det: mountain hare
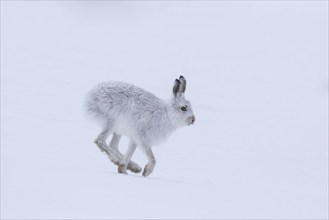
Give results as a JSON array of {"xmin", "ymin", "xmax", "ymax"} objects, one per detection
[{"xmin": 85, "ymin": 76, "xmax": 195, "ymax": 177}]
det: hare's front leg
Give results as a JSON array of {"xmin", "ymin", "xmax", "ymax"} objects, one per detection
[
  {"xmin": 109, "ymin": 136, "xmax": 142, "ymax": 174},
  {"xmin": 142, "ymin": 145, "xmax": 156, "ymax": 177},
  {"xmin": 125, "ymin": 141, "xmax": 142, "ymax": 173},
  {"xmin": 118, "ymin": 140, "xmax": 138, "ymax": 174}
]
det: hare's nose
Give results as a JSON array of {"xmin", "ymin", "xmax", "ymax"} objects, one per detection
[{"xmin": 191, "ymin": 116, "xmax": 195, "ymax": 124}]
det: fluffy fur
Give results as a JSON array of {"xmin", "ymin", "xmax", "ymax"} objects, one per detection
[{"xmin": 85, "ymin": 76, "xmax": 195, "ymax": 177}]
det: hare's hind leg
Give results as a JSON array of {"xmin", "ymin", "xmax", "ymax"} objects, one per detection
[
  {"xmin": 110, "ymin": 135, "xmax": 142, "ymax": 174},
  {"xmin": 94, "ymin": 122, "xmax": 123, "ymax": 166},
  {"xmin": 94, "ymin": 123, "xmax": 112, "ymax": 153}
]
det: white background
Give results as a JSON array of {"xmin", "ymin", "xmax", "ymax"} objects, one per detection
[{"xmin": 1, "ymin": 1, "xmax": 328, "ymax": 219}]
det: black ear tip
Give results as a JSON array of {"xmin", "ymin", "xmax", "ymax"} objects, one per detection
[
  {"xmin": 175, "ymin": 79, "xmax": 181, "ymax": 84},
  {"xmin": 179, "ymin": 75, "xmax": 185, "ymax": 79}
]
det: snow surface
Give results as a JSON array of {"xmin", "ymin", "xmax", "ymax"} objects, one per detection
[{"xmin": 1, "ymin": 1, "xmax": 328, "ymax": 219}]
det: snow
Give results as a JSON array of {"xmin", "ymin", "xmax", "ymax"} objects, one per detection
[{"xmin": 1, "ymin": 1, "xmax": 328, "ymax": 219}]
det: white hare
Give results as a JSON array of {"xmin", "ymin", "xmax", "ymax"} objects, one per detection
[{"xmin": 85, "ymin": 76, "xmax": 195, "ymax": 177}]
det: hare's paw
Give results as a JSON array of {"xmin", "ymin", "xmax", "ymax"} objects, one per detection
[
  {"xmin": 117, "ymin": 163, "xmax": 128, "ymax": 174},
  {"xmin": 127, "ymin": 161, "xmax": 142, "ymax": 173},
  {"xmin": 142, "ymin": 161, "xmax": 156, "ymax": 177}
]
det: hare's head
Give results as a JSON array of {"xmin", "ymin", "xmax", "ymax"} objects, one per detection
[{"xmin": 168, "ymin": 76, "xmax": 195, "ymax": 128}]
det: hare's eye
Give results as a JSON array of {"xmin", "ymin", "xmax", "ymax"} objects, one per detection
[{"xmin": 181, "ymin": 106, "xmax": 187, "ymax": 111}]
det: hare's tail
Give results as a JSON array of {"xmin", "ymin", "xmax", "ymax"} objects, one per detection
[{"xmin": 84, "ymin": 91, "xmax": 108, "ymax": 126}]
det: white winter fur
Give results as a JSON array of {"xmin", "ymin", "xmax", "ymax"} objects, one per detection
[{"xmin": 85, "ymin": 76, "xmax": 195, "ymax": 177}]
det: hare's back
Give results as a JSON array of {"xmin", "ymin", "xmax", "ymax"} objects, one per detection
[
  {"xmin": 88, "ymin": 81, "xmax": 161, "ymax": 114},
  {"xmin": 96, "ymin": 81, "xmax": 158, "ymax": 101}
]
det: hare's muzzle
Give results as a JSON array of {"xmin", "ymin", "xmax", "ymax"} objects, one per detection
[{"xmin": 188, "ymin": 116, "xmax": 195, "ymax": 125}]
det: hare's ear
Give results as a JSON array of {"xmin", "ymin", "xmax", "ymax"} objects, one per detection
[
  {"xmin": 178, "ymin": 75, "xmax": 186, "ymax": 93},
  {"xmin": 173, "ymin": 79, "xmax": 181, "ymax": 97}
]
